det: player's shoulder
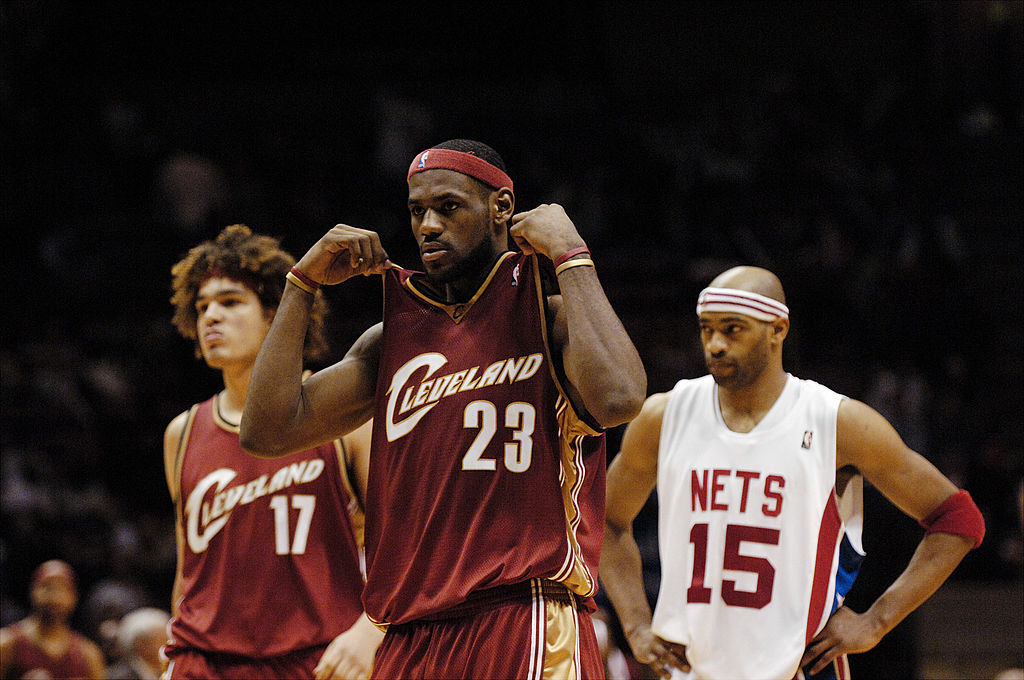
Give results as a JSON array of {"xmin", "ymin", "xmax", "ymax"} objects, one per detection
[
  {"xmin": 165, "ymin": 408, "xmax": 191, "ymax": 437},
  {"xmin": 789, "ymin": 373, "xmax": 848, "ymax": 401},
  {"xmin": 637, "ymin": 377, "xmax": 710, "ymax": 421},
  {"xmin": 164, "ymin": 405, "xmax": 199, "ymax": 451},
  {"xmin": 663, "ymin": 374, "xmax": 715, "ymax": 401},
  {"xmin": 625, "ymin": 391, "xmax": 672, "ymax": 433},
  {"xmin": 349, "ymin": 322, "xmax": 383, "ymax": 356},
  {"xmin": 836, "ymin": 397, "xmax": 886, "ymax": 430},
  {"xmin": 642, "ymin": 391, "xmax": 672, "ymax": 416}
]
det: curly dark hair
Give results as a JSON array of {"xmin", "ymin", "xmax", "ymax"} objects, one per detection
[{"xmin": 170, "ymin": 224, "xmax": 328, "ymax": 361}]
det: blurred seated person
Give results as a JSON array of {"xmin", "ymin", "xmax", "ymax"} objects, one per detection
[
  {"xmin": 106, "ymin": 608, "xmax": 170, "ymax": 680},
  {"xmin": 0, "ymin": 559, "xmax": 106, "ymax": 679}
]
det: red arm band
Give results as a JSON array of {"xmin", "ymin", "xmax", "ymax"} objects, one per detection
[{"xmin": 919, "ymin": 489, "xmax": 985, "ymax": 548}]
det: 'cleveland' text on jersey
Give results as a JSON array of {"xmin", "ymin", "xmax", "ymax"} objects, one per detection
[
  {"xmin": 365, "ymin": 253, "xmax": 606, "ymax": 624},
  {"xmin": 166, "ymin": 395, "xmax": 365, "ymax": 658}
]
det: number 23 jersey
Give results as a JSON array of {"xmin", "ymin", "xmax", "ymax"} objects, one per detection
[
  {"xmin": 653, "ymin": 374, "xmax": 862, "ymax": 680},
  {"xmin": 365, "ymin": 252, "xmax": 606, "ymax": 625}
]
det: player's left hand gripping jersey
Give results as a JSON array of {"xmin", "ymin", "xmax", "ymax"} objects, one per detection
[
  {"xmin": 653, "ymin": 375, "xmax": 864, "ymax": 680},
  {"xmin": 365, "ymin": 252, "xmax": 606, "ymax": 624},
  {"xmin": 167, "ymin": 395, "xmax": 366, "ymax": 658}
]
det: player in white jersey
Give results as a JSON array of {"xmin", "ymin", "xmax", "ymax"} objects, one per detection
[{"xmin": 600, "ymin": 266, "xmax": 984, "ymax": 680}]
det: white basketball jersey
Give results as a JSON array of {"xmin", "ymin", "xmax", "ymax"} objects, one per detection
[{"xmin": 652, "ymin": 374, "xmax": 862, "ymax": 680}]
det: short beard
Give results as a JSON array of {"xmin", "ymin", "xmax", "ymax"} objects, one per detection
[
  {"xmin": 708, "ymin": 330, "xmax": 772, "ymax": 389},
  {"xmin": 429, "ymin": 236, "xmax": 501, "ymax": 286}
]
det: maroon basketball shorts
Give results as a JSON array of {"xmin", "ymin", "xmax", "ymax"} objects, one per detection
[
  {"xmin": 165, "ymin": 644, "xmax": 325, "ymax": 679},
  {"xmin": 371, "ymin": 579, "xmax": 604, "ymax": 679}
]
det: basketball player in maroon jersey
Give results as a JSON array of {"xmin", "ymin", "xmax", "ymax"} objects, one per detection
[
  {"xmin": 0, "ymin": 560, "xmax": 107, "ymax": 680},
  {"xmin": 242, "ymin": 139, "xmax": 647, "ymax": 678},
  {"xmin": 163, "ymin": 225, "xmax": 382, "ymax": 679}
]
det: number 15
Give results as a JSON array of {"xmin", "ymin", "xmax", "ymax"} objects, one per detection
[{"xmin": 687, "ymin": 523, "xmax": 780, "ymax": 609}]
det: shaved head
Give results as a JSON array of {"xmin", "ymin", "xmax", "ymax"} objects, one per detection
[{"xmin": 708, "ymin": 266, "xmax": 786, "ymax": 306}]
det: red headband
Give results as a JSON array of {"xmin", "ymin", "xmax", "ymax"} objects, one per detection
[{"xmin": 407, "ymin": 149, "xmax": 513, "ymax": 191}]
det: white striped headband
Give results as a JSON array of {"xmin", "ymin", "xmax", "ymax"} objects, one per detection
[{"xmin": 696, "ymin": 287, "xmax": 789, "ymax": 322}]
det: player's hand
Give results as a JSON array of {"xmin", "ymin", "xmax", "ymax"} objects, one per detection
[
  {"xmin": 295, "ymin": 224, "xmax": 391, "ymax": 286},
  {"xmin": 801, "ymin": 606, "xmax": 884, "ymax": 675},
  {"xmin": 313, "ymin": 614, "xmax": 385, "ymax": 680},
  {"xmin": 624, "ymin": 623, "xmax": 690, "ymax": 679},
  {"xmin": 508, "ymin": 204, "xmax": 586, "ymax": 262}
]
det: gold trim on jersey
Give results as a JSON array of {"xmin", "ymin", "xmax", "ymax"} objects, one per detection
[
  {"xmin": 529, "ymin": 255, "xmax": 601, "ymax": 598},
  {"xmin": 550, "ymin": 397, "xmax": 599, "ymax": 597},
  {"xmin": 530, "ymin": 256, "xmax": 601, "ymax": 438},
  {"xmin": 403, "ymin": 252, "xmax": 517, "ymax": 322},
  {"xmin": 172, "ymin": 405, "xmax": 199, "ymax": 505},
  {"xmin": 170, "ymin": 404, "xmax": 198, "ymax": 619},
  {"xmin": 335, "ymin": 438, "xmax": 366, "ymax": 552}
]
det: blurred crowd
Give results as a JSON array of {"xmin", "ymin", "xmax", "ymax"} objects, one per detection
[{"xmin": 2, "ymin": 1, "xmax": 1021, "ymax": 676}]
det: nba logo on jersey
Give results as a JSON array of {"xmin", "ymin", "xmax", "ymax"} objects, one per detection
[
  {"xmin": 802, "ymin": 430, "xmax": 813, "ymax": 449},
  {"xmin": 512, "ymin": 264, "xmax": 520, "ymax": 286},
  {"xmin": 417, "ymin": 151, "xmax": 429, "ymax": 168}
]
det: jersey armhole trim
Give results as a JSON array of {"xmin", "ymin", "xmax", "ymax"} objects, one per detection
[
  {"xmin": 533, "ymin": 256, "xmax": 603, "ymax": 435},
  {"xmin": 170, "ymin": 405, "xmax": 199, "ymax": 507}
]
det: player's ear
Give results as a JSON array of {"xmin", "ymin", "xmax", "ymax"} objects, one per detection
[
  {"xmin": 771, "ymin": 317, "xmax": 789, "ymax": 345},
  {"xmin": 492, "ymin": 188, "xmax": 514, "ymax": 225}
]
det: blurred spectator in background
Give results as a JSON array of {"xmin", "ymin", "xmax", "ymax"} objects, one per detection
[
  {"xmin": 80, "ymin": 579, "xmax": 151, "ymax": 670},
  {"xmin": 105, "ymin": 607, "xmax": 170, "ymax": 680},
  {"xmin": 0, "ymin": 559, "xmax": 106, "ymax": 679}
]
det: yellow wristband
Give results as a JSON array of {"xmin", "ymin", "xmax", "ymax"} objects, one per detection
[
  {"xmin": 554, "ymin": 258, "xmax": 595, "ymax": 276},
  {"xmin": 286, "ymin": 271, "xmax": 318, "ymax": 295}
]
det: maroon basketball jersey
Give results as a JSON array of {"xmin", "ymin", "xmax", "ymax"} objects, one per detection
[
  {"xmin": 6, "ymin": 623, "xmax": 94, "ymax": 679},
  {"xmin": 166, "ymin": 394, "xmax": 365, "ymax": 658},
  {"xmin": 364, "ymin": 252, "xmax": 606, "ymax": 625}
]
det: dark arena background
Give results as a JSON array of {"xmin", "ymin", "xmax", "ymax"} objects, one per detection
[{"xmin": 2, "ymin": 2, "xmax": 1021, "ymax": 678}]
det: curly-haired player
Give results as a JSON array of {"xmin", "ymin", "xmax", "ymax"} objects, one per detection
[{"xmin": 163, "ymin": 225, "xmax": 382, "ymax": 679}]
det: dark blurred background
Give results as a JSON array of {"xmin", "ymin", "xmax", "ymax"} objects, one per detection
[{"xmin": 2, "ymin": 1, "xmax": 1021, "ymax": 677}]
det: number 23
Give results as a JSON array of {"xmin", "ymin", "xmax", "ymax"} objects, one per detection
[{"xmin": 461, "ymin": 401, "xmax": 535, "ymax": 473}]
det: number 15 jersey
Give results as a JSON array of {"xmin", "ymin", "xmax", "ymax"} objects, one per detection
[{"xmin": 653, "ymin": 374, "xmax": 863, "ymax": 680}]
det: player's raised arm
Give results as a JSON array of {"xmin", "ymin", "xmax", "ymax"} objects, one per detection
[
  {"xmin": 240, "ymin": 225, "xmax": 388, "ymax": 458},
  {"xmin": 510, "ymin": 204, "xmax": 646, "ymax": 428}
]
